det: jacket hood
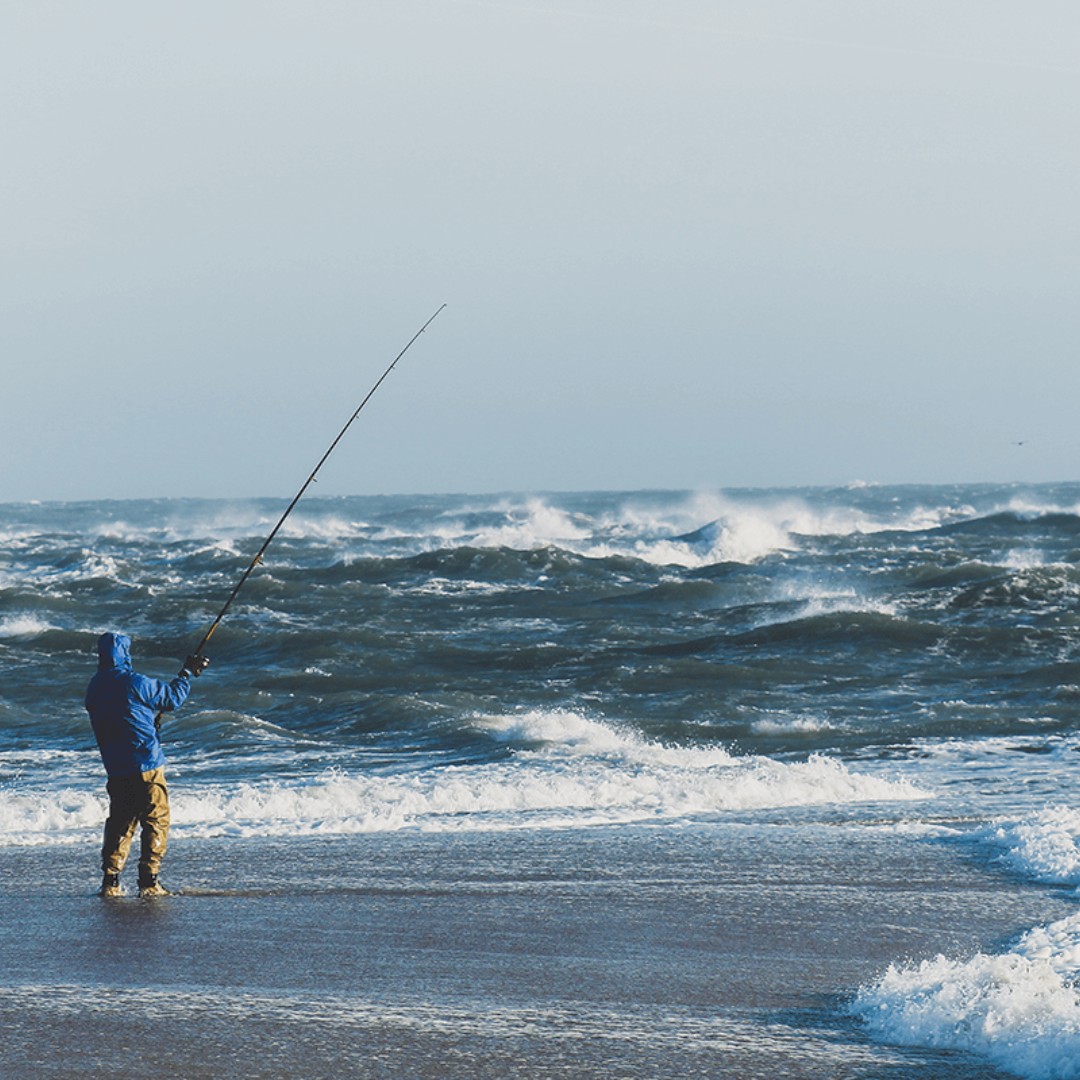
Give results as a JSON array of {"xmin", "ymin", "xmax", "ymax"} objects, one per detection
[{"xmin": 97, "ymin": 632, "xmax": 132, "ymax": 672}]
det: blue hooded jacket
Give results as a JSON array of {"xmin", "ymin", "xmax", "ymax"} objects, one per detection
[{"xmin": 85, "ymin": 632, "xmax": 191, "ymax": 778}]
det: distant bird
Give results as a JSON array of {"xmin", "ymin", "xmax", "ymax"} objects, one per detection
[{"xmin": 1012, "ymin": 440, "xmax": 1027, "ymax": 446}]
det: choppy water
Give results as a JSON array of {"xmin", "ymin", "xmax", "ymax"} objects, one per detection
[{"xmin": 2, "ymin": 483, "xmax": 1080, "ymax": 1076}]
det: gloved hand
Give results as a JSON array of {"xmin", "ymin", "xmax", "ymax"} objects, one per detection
[{"xmin": 183, "ymin": 654, "xmax": 210, "ymax": 677}]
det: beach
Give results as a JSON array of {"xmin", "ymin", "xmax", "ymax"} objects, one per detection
[
  {"xmin": 4, "ymin": 487, "xmax": 1080, "ymax": 1076},
  {"xmin": 2, "ymin": 820, "xmax": 1070, "ymax": 1079}
]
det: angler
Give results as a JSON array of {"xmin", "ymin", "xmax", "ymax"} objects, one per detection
[
  {"xmin": 85, "ymin": 633, "xmax": 209, "ymax": 897},
  {"xmin": 85, "ymin": 305, "xmax": 444, "ymax": 898}
]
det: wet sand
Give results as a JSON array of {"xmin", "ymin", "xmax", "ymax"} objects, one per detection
[{"xmin": 1, "ymin": 821, "xmax": 1071, "ymax": 1079}]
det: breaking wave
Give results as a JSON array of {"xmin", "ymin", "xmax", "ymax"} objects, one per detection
[{"xmin": 0, "ymin": 710, "xmax": 926, "ymax": 845}]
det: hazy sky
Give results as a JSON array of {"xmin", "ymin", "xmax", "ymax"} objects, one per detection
[{"xmin": 2, "ymin": 1, "xmax": 1078, "ymax": 502}]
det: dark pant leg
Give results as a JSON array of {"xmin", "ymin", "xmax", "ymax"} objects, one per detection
[{"xmin": 102, "ymin": 774, "xmax": 142, "ymax": 875}]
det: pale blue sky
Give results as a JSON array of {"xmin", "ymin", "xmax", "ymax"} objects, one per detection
[{"xmin": 2, "ymin": 1, "xmax": 1078, "ymax": 502}]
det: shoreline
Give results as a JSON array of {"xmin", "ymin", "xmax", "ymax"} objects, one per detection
[{"xmin": 1, "ymin": 822, "xmax": 1071, "ymax": 1078}]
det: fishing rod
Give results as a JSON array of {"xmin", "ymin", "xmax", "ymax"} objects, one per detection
[{"xmin": 158, "ymin": 303, "xmax": 446, "ymax": 722}]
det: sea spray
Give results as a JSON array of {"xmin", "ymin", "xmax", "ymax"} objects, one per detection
[{"xmin": 852, "ymin": 943, "xmax": 1080, "ymax": 1080}]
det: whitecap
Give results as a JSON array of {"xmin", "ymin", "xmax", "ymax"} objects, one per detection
[{"xmin": 852, "ymin": 943, "xmax": 1080, "ymax": 1080}]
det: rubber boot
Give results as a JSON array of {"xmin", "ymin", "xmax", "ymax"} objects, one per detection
[
  {"xmin": 99, "ymin": 872, "xmax": 122, "ymax": 898},
  {"xmin": 138, "ymin": 872, "xmax": 169, "ymax": 898}
]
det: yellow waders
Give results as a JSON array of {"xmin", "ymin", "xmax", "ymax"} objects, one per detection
[{"xmin": 101, "ymin": 767, "xmax": 170, "ymax": 880}]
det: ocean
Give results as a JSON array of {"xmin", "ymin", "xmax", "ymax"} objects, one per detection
[{"xmin": 1, "ymin": 483, "xmax": 1079, "ymax": 1078}]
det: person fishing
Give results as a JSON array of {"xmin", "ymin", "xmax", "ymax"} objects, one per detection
[
  {"xmin": 81, "ymin": 308, "xmax": 443, "ymax": 899},
  {"xmin": 85, "ymin": 632, "xmax": 209, "ymax": 897}
]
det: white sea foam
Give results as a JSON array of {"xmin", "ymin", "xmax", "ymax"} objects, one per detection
[
  {"xmin": 483, "ymin": 709, "xmax": 651, "ymax": 756},
  {"xmin": 0, "ymin": 614, "xmax": 53, "ymax": 638},
  {"xmin": 335, "ymin": 493, "xmax": 890, "ymax": 567},
  {"xmin": 976, "ymin": 805, "xmax": 1080, "ymax": 890},
  {"xmin": 853, "ymin": 924, "xmax": 1080, "ymax": 1080},
  {"xmin": 853, "ymin": 800, "xmax": 1080, "ymax": 1078},
  {"xmin": 0, "ymin": 711, "xmax": 927, "ymax": 844},
  {"xmin": 620, "ymin": 490, "xmax": 1080, "ymax": 568},
  {"xmin": 0, "ymin": 787, "xmax": 105, "ymax": 845},
  {"xmin": 777, "ymin": 581, "xmax": 897, "ymax": 621},
  {"xmin": 584, "ymin": 492, "xmax": 943, "ymax": 568},
  {"xmin": 1018, "ymin": 913, "xmax": 1080, "ymax": 976},
  {"xmin": 1004, "ymin": 495, "xmax": 1080, "ymax": 520},
  {"xmin": 472, "ymin": 500, "xmax": 592, "ymax": 548},
  {"xmin": 1003, "ymin": 548, "xmax": 1048, "ymax": 570},
  {"xmin": 885, "ymin": 735, "xmax": 1080, "ymax": 809},
  {"xmin": 365, "ymin": 498, "xmax": 593, "ymax": 553},
  {"xmin": 167, "ymin": 748, "xmax": 924, "ymax": 838},
  {"xmin": 12, "ymin": 491, "xmax": 1073, "ymax": 576},
  {"xmin": 410, "ymin": 577, "xmax": 516, "ymax": 597},
  {"xmin": 749, "ymin": 713, "xmax": 832, "ymax": 736},
  {"xmin": 276, "ymin": 515, "xmax": 371, "ymax": 542}
]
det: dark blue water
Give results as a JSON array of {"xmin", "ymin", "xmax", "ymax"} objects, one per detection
[{"xmin": 2, "ymin": 484, "xmax": 1080, "ymax": 1075}]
